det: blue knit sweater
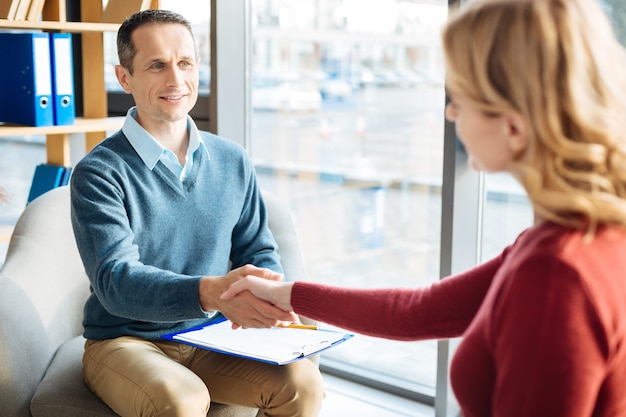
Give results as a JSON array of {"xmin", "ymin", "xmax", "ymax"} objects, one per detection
[{"xmin": 70, "ymin": 130, "xmax": 282, "ymax": 340}]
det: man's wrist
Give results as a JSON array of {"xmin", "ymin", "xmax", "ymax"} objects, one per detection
[{"xmin": 199, "ymin": 276, "xmax": 218, "ymax": 311}]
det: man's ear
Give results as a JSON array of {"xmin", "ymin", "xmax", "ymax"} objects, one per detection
[
  {"xmin": 115, "ymin": 65, "xmax": 133, "ymax": 94},
  {"xmin": 504, "ymin": 112, "xmax": 529, "ymax": 155}
]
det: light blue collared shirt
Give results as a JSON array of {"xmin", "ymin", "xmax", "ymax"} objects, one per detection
[{"xmin": 121, "ymin": 107, "xmax": 207, "ymax": 181}]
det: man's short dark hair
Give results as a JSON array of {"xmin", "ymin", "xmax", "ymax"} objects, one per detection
[{"xmin": 117, "ymin": 9, "xmax": 195, "ymax": 74}]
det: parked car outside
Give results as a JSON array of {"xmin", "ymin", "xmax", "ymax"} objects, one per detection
[
  {"xmin": 252, "ymin": 74, "xmax": 322, "ymax": 112},
  {"xmin": 319, "ymin": 79, "xmax": 352, "ymax": 100}
]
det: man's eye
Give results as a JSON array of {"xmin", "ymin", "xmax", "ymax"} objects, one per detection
[
  {"xmin": 150, "ymin": 63, "xmax": 164, "ymax": 70},
  {"xmin": 179, "ymin": 61, "xmax": 192, "ymax": 68}
]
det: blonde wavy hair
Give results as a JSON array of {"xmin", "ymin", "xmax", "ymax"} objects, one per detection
[{"xmin": 443, "ymin": 0, "xmax": 626, "ymax": 235}]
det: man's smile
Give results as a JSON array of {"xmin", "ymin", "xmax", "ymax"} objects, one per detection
[{"xmin": 160, "ymin": 94, "xmax": 187, "ymax": 102}]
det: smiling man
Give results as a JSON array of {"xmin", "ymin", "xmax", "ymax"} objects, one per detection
[{"xmin": 69, "ymin": 9, "xmax": 323, "ymax": 417}]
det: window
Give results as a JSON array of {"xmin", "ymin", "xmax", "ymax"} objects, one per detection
[
  {"xmin": 248, "ymin": 0, "xmax": 448, "ymax": 400},
  {"xmin": 480, "ymin": 174, "xmax": 532, "ymax": 263}
]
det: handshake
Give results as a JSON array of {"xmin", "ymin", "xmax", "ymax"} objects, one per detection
[{"xmin": 200, "ymin": 264, "xmax": 300, "ymax": 330}]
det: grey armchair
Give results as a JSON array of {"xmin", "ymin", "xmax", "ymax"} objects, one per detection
[{"xmin": 0, "ymin": 185, "xmax": 313, "ymax": 417}]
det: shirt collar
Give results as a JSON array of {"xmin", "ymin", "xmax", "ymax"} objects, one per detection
[{"xmin": 121, "ymin": 106, "xmax": 207, "ymax": 171}]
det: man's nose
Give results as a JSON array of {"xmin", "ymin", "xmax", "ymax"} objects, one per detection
[{"xmin": 165, "ymin": 66, "xmax": 185, "ymax": 86}]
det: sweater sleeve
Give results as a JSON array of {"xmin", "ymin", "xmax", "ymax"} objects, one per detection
[
  {"xmin": 228, "ymin": 159, "xmax": 282, "ymax": 273},
  {"xmin": 290, "ymin": 253, "xmax": 503, "ymax": 340}
]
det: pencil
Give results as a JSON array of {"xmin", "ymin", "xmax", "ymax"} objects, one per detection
[{"xmin": 277, "ymin": 323, "xmax": 318, "ymax": 330}]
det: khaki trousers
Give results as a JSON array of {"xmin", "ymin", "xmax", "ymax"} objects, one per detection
[{"xmin": 83, "ymin": 336, "xmax": 324, "ymax": 417}]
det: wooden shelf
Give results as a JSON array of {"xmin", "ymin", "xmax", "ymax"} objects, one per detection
[
  {"xmin": 0, "ymin": 117, "xmax": 124, "ymax": 137},
  {"xmin": 0, "ymin": 117, "xmax": 124, "ymax": 167},
  {"xmin": 0, "ymin": 19, "xmax": 119, "ymax": 32}
]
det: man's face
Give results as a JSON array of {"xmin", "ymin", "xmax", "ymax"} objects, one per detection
[{"xmin": 115, "ymin": 23, "xmax": 199, "ymax": 131}]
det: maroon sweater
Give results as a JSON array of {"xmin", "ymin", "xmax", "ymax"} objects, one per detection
[{"xmin": 291, "ymin": 222, "xmax": 626, "ymax": 416}]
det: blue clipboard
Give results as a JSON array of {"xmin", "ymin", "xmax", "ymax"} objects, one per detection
[{"xmin": 162, "ymin": 317, "xmax": 353, "ymax": 365}]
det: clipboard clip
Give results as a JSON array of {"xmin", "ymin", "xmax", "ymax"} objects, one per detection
[{"xmin": 293, "ymin": 341, "xmax": 331, "ymax": 357}]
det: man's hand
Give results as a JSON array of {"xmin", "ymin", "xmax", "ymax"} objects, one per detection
[{"xmin": 199, "ymin": 264, "xmax": 297, "ymax": 328}]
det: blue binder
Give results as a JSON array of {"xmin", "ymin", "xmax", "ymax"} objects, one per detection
[
  {"xmin": 59, "ymin": 166, "xmax": 73, "ymax": 186},
  {"xmin": 27, "ymin": 164, "xmax": 66, "ymax": 204},
  {"xmin": 49, "ymin": 33, "xmax": 76, "ymax": 126},
  {"xmin": 0, "ymin": 32, "xmax": 54, "ymax": 127}
]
